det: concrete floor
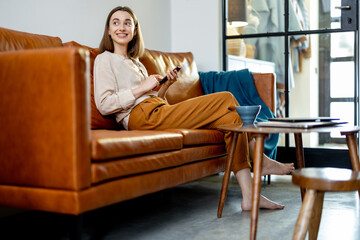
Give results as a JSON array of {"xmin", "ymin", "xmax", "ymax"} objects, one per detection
[{"xmin": 0, "ymin": 174, "xmax": 359, "ymax": 240}]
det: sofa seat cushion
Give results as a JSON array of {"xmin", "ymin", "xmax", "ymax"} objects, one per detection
[
  {"xmin": 91, "ymin": 144, "xmax": 226, "ymax": 184},
  {"xmin": 91, "ymin": 130, "xmax": 183, "ymax": 161},
  {"xmin": 167, "ymin": 129, "xmax": 224, "ymax": 146}
]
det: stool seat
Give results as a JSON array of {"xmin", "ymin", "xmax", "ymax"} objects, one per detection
[
  {"xmin": 292, "ymin": 167, "xmax": 360, "ymax": 192},
  {"xmin": 292, "ymin": 167, "xmax": 360, "ymax": 240}
]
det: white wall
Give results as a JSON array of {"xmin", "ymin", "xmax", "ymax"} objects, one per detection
[
  {"xmin": 170, "ymin": 0, "xmax": 222, "ymax": 71},
  {"xmin": 0, "ymin": 0, "xmax": 222, "ymax": 71},
  {"xmin": 0, "ymin": 0, "xmax": 171, "ymax": 51}
]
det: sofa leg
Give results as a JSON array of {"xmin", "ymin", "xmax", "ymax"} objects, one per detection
[{"xmin": 68, "ymin": 214, "xmax": 83, "ymax": 240}]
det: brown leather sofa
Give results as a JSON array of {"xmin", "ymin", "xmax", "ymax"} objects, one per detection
[{"xmin": 0, "ymin": 27, "xmax": 275, "ymax": 217}]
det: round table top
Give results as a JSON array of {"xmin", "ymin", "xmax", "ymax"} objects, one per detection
[{"xmin": 216, "ymin": 123, "xmax": 360, "ymax": 135}]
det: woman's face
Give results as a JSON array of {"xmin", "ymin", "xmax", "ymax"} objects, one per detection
[{"xmin": 108, "ymin": 10, "xmax": 136, "ymax": 50}]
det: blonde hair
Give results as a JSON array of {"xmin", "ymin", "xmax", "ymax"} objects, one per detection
[{"xmin": 99, "ymin": 6, "xmax": 145, "ymax": 58}]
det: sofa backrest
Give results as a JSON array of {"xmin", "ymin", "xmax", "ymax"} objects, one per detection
[
  {"xmin": 63, "ymin": 43, "xmax": 203, "ymax": 130},
  {"xmin": 0, "ymin": 26, "xmax": 202, "ymax": 130},
  {"xmin": 140, "ymin": 49, "xmax": 203, "ymax": 105},
  {"xmin": 0, "ymin": 27, "xmax": 62, "ymax": 52}
]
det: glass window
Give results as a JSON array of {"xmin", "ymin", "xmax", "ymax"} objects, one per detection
[
  {"xmin": 289, "ymin": 0, "xmax": 342, "ymax": 31},
  {"xmin": 228, "ymin": 36, "xmax": 284, "ymax": 77},
  {"xmin": 225, "ymin": 0, "xmax": 358, "ymax": 150},
  {"xmin": 331, "ymin": 32, "xmax": 354, "ymax": 58},
  {"xmin": 330, "ymin": 102, "xmax": 354, "ymax": 138},
  {"xmin": 227, "ymin": 0, "xmax": 285, "ymax": 35},
  {"xmin": 286, "ymin": 32, "xmax": 355, "ymax": 148},
  {"xmin": 330, "ymin": 62, "xmax": 354, "ymax": 98}
]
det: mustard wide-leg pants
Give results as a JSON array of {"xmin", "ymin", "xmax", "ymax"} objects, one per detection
[{"xmin": 128, "ymin": 91, "xmax": 251, "ymax": 172}]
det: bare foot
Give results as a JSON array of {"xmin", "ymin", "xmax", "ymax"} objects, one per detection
[
  {"xmin": 235, "ymin": 168, "xmax": 285, "ymax": 211},
  {"xmin": 241, "ymin": 195, "xmax": 285, "ymax": 211},
  {"xmin": 261, "ymin": 156, "xmax": 294, "ymax": 176},
  {"xmin": 249, "ymin": 141, "xmax": 294, "ymax": 176}
]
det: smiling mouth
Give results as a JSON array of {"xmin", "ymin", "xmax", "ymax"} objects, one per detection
[{"xmin": 116, "ymin": 33, "xmax": 128, "ymax": 37}]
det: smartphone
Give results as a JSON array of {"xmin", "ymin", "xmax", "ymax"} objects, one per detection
[{"xmin": 159, "ymin": 66, "xmax": 182, "ymax": 85}]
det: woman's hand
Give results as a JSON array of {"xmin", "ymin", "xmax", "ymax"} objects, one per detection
[
  {"xmin": 144, "ymin": 74, "xmax": 162, "ymax": 91},
  {"xmin": 132, "ymin": 74, "xmax": 161, "ymax": 99},
  {"xmin": 157, "ymin": 68, "xmax": 180, "ymax": 99},
  {"xmin": 163, "ymin": 68, "xmax": 179, "ymax": 87}
]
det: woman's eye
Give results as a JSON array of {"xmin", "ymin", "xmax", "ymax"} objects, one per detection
[{"xmin": 125, "ymin": 22, "xmax": 132, "ymax": 26}]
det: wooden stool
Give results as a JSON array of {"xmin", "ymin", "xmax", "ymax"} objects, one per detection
[{"xmin": 292, "ymin": 167, "xmax": 360, "ymax": 240}]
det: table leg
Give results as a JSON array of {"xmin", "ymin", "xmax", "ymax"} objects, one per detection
[
  {"xmin": 217, "ymin": 132, "xmax": 239, "ymax": 218},
  {"xmin": 250, "ymin": 134, "xmax": 265, "ymax": 240},
  {"xmin": 294, "ymin": 133, "xmax": 306, "ymax": 200},
  {"xmin": 344, "ymin": 133, "xmax": 360, "ymax": 198}
]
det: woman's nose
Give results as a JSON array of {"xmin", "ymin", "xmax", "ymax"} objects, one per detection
[{"xmin": 118, "ymin": 23, "xmax": 125, "ymax": 31}]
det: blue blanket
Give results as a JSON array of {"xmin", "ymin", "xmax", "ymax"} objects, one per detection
[{"xmin": 199, "ymin": 69, "xmax": 278, "ymax": 159}]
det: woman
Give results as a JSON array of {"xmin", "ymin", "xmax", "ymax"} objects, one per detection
[{"xmin": 94, "ymin": 6, "xmax": 294, "ymax": 210}]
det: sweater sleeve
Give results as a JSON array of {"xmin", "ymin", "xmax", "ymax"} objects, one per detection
[{"xmin": 93, "ymin": 55, "xmax": 136, "ymax": 116}]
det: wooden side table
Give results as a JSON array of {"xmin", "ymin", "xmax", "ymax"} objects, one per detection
[{"xmin": 216, "ymin": 123, "xmax": 360, "ymax": 240}]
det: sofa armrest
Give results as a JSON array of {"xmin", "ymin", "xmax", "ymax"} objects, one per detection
[
  {"xmin": 0, "ymin": 47, "xmax": 91, "ymax": 190},
  {"xmin": 253, "ymin": 73, "xmax": 276, "ymax": 113}
]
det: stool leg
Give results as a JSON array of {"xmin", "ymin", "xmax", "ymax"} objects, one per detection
[
  {"xmin": 344, "ymin": 133, "xmax": 360, "ymax": 198},
  {"xmin": 308, "ymin": 191, "xmax": 324, "ymax": 240},
  {"xmin": 293, "ymin": 189, "xmax": 317, "ymax": 240}
]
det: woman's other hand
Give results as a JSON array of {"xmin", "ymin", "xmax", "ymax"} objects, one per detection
[{"xmin": 144, "ymin": 74, "xmax": 161, "ymax": 91}]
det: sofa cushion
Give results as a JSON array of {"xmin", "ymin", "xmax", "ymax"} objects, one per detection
[
  {"xmin": 91, "ymin": 150, "xmax": 183, "ymax": 183},
  {"xmin": 0, "ymin": 27, "xmax": 62, "ymax": 52},
  {"xmin": 167, "ymin": 129, "xmax": 224, "ymax": 146},
  {"xmin": 91, "ymin": 144, "xmax": 226, "ymax": 184},
  {"xmin": 140, "ymin": 49, "xmax": 204, "ymax": 104},
  {"xmin": 91, "ymin": 129, "xmax": 183, "ymax": 160}
]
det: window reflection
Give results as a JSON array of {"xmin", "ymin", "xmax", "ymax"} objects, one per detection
[{"xmin": 330, "ymin": 32, "xmax": 354, "ymax": 58}]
